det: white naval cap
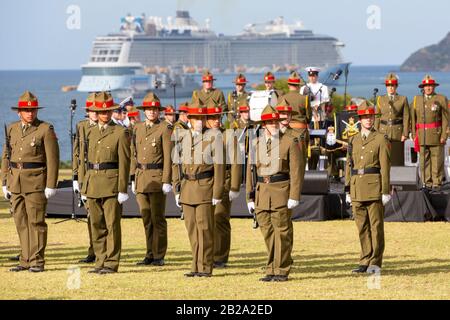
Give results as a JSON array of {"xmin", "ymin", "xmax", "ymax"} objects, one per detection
[{"xmin": 305, "ymin": 66, "xmax": 321, "ymax": 75}]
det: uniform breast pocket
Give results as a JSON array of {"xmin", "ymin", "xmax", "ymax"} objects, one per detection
[
  {"xmin": 32, "ymin": 141, "xmax": 43, "ymax": 156},
  {"xmin": 102, "ymin": 146, "xmax": 115, "ymax": 161}
]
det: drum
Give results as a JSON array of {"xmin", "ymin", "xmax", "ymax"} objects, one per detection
[{"xmin": 248, "ymin": 90, "xmax": 278, "ymax": 121}]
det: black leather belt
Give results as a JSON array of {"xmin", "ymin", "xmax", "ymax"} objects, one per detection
[
  {"xmin": 257, "ymin": 173, "xmax": 290, "ymax": 184},
  {"xmin": 381, "ymin": 119, "xmax": 402, "ymax": 126},
  {"xmin": 182, "ymin": 170, "xmax": 214, "ymax": 181},
  {"xmin": 137, "ymin": 163, "xmax": 163, "ymax": 170},
  {"xmin": 10, "ymin": 162, "xmax": 45, "ymax": 169},
  {"xmin": 351, "ymin": 167, "xmax": 380, "ymax": 175},
  {"xmin": 88, "ymin": 162, "xmax": 119, "ymax": 170}
]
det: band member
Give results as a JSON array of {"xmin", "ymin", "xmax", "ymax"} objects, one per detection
[
  {"xmin": 345, "ymin": 100, "xmax": 391, "ymax": 274},
  {"xmin": 246, "ymin": 105, "xmax": 303, "ymax": 282},
  {"xmin": 1, "ymin": 91, "xmax": 60, "ymax": 272},
  {"xmin": 411, "ymin": 75, "xmax": 449, "ymax": 189},
  {"xmin": 227, "ymin": 73, "xmax": 249, "ymax": 123},
  {"xmin": 263, "ymin": 72, "xmax": 284, "ymax": 99},
  {"xmin": 131, "ymin": 93, "xmax": 173, "ymax": 266},
  {"xmin": 206, "ymin": 105, "xmax": 242, "ymax": 268},
  {"xmin": 191, "ymin": 70, "xmax": 226, "ymax": 111},
  {"xmin": 81, "ymin": 91, "xmax": 130, "ymax": 274},
  {"xmin": 300, "ymin": 67, "xmax": 330, "ymax": 124},
  {"xmin": 172, "ymin": 101, "xmax": 225, "ymax": 277},
  {"xmin": 73, "ymin": 92, "xmax": 98, "ymax": 264},
  {"xmin": 375, "ymin": 73, "xmax": 410, "ymax": 166}
]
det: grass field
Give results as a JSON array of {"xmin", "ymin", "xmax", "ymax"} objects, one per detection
[{"xmin": 1, "ymin": 170, "xmax": 450, "ymax": 300}]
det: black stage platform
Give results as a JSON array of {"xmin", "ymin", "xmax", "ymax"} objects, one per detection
[{"xmin": 46, "ymin": 180, "xmax": 450, "ymax": 222}]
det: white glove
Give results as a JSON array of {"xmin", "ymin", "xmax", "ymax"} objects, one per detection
[
  {"xmin": 287, "ymin": 199, "xmax": 300, "ymax": 209},
  {"xmin": 212, "ymin": 198, "xmax": 222, "ymax": 206},
  {"xmin": 44, "ymin": 188, "xmax": 57, "ymax": 199},
  {"xmin": 131, "ymin": 181, "xmax": 136, "ymax": 195},
  {"xmin": 162, "ymin": 183, "xmax": 173, "ymax": 195},
  {"xmin": 117, "ymin": 192, "xmax": 129, "ymax": 204},
  {"xmin": 175, "ymin": 194, "xmax": 181, "ymax": 208},
  {"xmin": 345, "ymin": 193, "xmax": 352, "ymax": 206},
  {"xmin": 229, "ymin": 190, "xmax": 240, "ymax": 202},
  {"xmin": 73, "ymin": 180, "xmax": 80, "ymax": 193},
  {"xmin": 247, "ymin": 201, "xmax": 255, "ymax": 214},
  {"xmin": 382, "ymin": 194, "xmax": 391, "ymax": 206},
  {"xmin": 2, "ymin": 186, "xmax": 11, "ymax": 200}
]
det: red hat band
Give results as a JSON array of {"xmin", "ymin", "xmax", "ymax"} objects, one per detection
[
  {"xmin": 18, "ymin": 100, "xmax": 39, "ymax": 108},
  {"xmin": 261, "ymin": 112, "xmax": 280, "ymax": 121}
]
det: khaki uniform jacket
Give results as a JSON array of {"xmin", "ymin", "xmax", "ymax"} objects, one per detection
[
  {"xmin": 411, "ymin": 94, "xmax": 449, "ymax": 145},
  {"xmin": 130, "ymin": 120, "xmax": 173, "ymax": 193},
  {"xmin": 219, "ymin": 127, "xmax": 242, "ymax": 192},
  {"xmin": 1, "ymin": 119, "xmax": 59, "ymax": 193},
  {"xmin": 246, "ymin": 132, "xmax": 303, "ymax": 210},
  {"xmin": 73, "ymin": 119, "xmax": 96, "ymax": 189},
  {"xmin": 375, "ymin": 94, "xmax": 410, "ymax": 140},
  {"xmin": 280, "ymin": 91, "xmax": 311, "ymax": 123},
  {"xmin": 172, "ymin": 127, "xmax": 225, "ymax": 205},
  {"xmin": 227, "ymin": 91, "xmax": 249, "ymax": 115},
  {"xmin": 192, "ymin": 88, "xmax": 226, "ymax": 110},
  {"xmin": 81, "ymin": 122, "xmax": 130, "ymax": 198},
  {"xmin": 345, "ymin": 130, "xmax": 390, "ymax": 201}
]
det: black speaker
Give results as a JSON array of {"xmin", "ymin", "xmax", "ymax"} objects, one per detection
[
  {"xmin": 301, "ymin": 170, "xmax": 329, "ymax": 195},
  {"xmin": 390, "ymin": 166, "xmax": 419, "ymax": 191}
]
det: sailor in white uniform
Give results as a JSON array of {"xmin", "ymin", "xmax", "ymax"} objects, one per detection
[{"xmin": 300, "ymin": 67, "xmax": 330, "ymax": 123}]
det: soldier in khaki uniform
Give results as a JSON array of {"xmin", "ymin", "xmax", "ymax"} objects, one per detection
[
  {"xmin": 1, "ymin": 91, "xmax": 60, "ymax": 272},
  {"xmin": 174, "ymin": 102, "xmax": 190, "ymax": 130},
  {"xmin": 246, "ymin": 105, "xmax": 303, "ymax": 282},
  {"xmin": 172, "ymin": 102, "xmax": 225, "ymax": 277},
  {"xmin": 126, "ymin": 107, "xmax": 141, "ymax": 129},
  {"xmin": 227, "ymin": 73, "xmax": 249, "ymax": 123},
  {"xmin": 131, "ymin": 93, "xmax": 173, "ymax": 266},
  {"xmin": 163, "ymin": 105, "xmax": 176, "ymax": 127},
  {"xmin": 81, "ymin": 92, "xmax": 131, "ymax": 274},
  {"xmin": 375, "ymin": 73, "xmax": 410, "ymax": 166},
  {"xmin": 191, "ymin": 70, "xmax": 226, "ymax": 111},
  {"xmin": 263, "ymin": 72, "xmax": 284, "ymax": 99},
  {"xmin": 72, "ymin": 93, "xmax": 98, "ymax": 263},
  {"xmin": 345, "ymin": 100, "xmax": 391, "ymax": 274},
  {"xmin": 279, "ymin": 71, "xmax": 310, "ymax": 171},
  {"xmin": 411, "ymin": 75, "xmax": 449, "ymax": 189},
  {"xmin": 276, "ymin": 104, "xmax": 307, "ymax": 182},
  {"xmin": 205, "ymin": 105, "xmax": 242, "ymax": 268}
]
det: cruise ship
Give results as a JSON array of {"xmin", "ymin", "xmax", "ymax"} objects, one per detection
[{"xmin": 77, "ymin": 10, "xmax": 347, "ymax": 97}]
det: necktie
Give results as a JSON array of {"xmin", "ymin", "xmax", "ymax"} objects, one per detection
[
  {"xmin": 389, "ymin": 95, "xmax": 394, "ymax": 101},
  {"xmin": 22, "ymin": 125, "xmax": 28, "ymax": 134}
]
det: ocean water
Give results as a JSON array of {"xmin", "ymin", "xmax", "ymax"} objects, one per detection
[{"xmin": 1, "ymin": 66, "xmax": 449, "ymax": 160}]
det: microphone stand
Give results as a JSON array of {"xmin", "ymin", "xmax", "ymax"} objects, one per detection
[{"xmin": 55, "ymin": 99, "xmax": 86, "ymax": 224}]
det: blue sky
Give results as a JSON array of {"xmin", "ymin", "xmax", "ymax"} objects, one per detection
[{"xmin": 0, "ymin": 0, "xmax": 449, "ymax": 69}]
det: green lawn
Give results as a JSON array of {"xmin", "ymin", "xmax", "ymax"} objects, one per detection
[{"xmin": 1, "ymin": 212, "xmax": 449, "ymax": 300}]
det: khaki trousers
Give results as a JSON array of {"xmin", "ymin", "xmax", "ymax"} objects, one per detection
[
  {"xmin": 352, "ymin": 200, "xmax": 385, "ymax": 267},
  {"xmin": 11, "ymin": 192, "xmax": 47, "ymax": 268},
  {"xmin": 256, "ymin": 207, "xmax": 294, "ymax": 276},
  {"xmin": 136, "ymin": 192, "xmax": 167, "ymax": 260},
  {"xmin": 87, "ymin": 197, "xmax": 122, "ymax": 271},
  {"xmin": 183, "ymin": 203, "xmax": 214, "ymax": 274}
]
